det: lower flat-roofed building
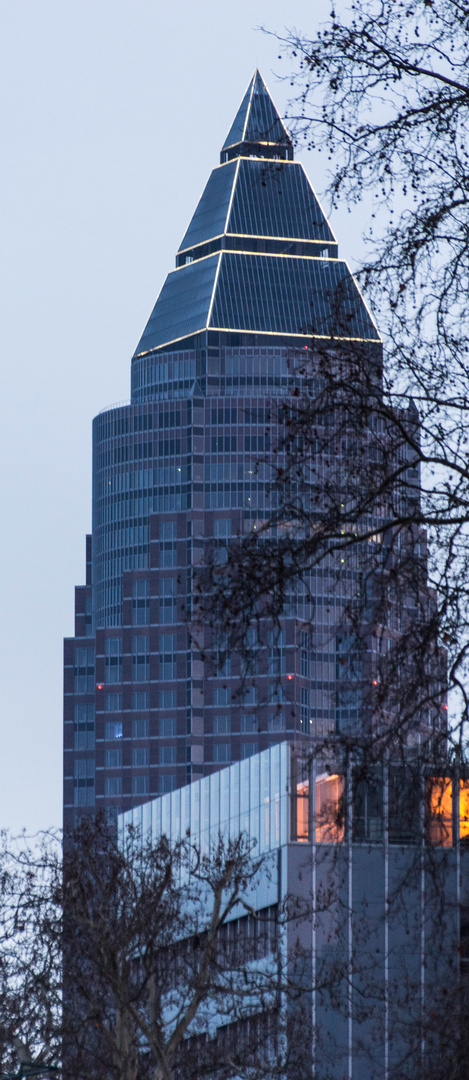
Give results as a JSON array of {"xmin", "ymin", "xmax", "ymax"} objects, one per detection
[{"xmin": 120, "ymin": 742, "xmax": 469, "ymax": 1080}]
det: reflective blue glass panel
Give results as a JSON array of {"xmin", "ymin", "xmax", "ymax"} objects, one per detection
[
  {"xmin": 228, "ymin": 160, "xmax": 335, "ymax": 244},
  {"xmin": 243, "ymin": 76, "xmax": 289, "ymax": 146},
  {"xmin": 134, "ymin": 254, "xmax": 219, "ymax": 355},
  {"xmin": 221, "ymin": 71, "xmax": 289, "ymax": 151},
  {"xmin": 178, "ymin": 162, "xmax": 237, "ymax": 253},
  {"xmin": 210, "ymin": 252, "xmax": 379, "ymax": 341}
]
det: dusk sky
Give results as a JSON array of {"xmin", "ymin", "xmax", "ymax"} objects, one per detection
[{"xmin": 0, "ymin": 1, "xmax": 369, "ymax": 833}]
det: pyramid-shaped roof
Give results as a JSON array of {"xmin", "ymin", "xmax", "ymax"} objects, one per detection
[
  {"xmin": 132, "ymin": 73, "xmax": 380, "ymax": 357},
  {"xmin": 221, "ymin": 70, "xmax": 293, "ymax": 162},
  {"xmin": 177, "ymin": 158, "xmax": 336, "ymax": 256}
]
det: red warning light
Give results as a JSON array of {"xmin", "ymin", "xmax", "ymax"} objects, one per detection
[
  {"xmin": 287, "ymin": 674, "xmax": 294, "ymax": 680},
  {"xmin": 96, "ymin": 684, "xmax": 104, "ymax": 690},
  {"xmin": 372, "ymin": 680, "xmax": 378, "ymax": 686}
]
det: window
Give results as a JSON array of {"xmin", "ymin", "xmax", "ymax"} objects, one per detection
[
  {"xmin": 268, "ymin": 629, "xmax": 286, "ymax": 676},
  {"xmin": 105, "ymin": 638, "xmax": 122, "ymax": 685},
  {"xmin": 268, "ymin": 684, "xmax": 287, "ymax": 705},
  {"xmin": 105, "ymin": 693, "xmax": 122, "ymax": 711},
  {"xmin": 213, "ymin": 687, "xmax": 231, "ymax": 706},
  {"xmin": 426, "ymin": 777, "xmax": 453, "ymax": 847},
  {"xmin": 214, "ymin": 645, "xmax": 231, "ymax": 677},
  {"xmin": 353, "ymin": 771, "xmax": 383, "ymax": 842},
  {"xmin": 242, "ymin": 686, "xmax": 257, "ymax": 705},
  {"xmin": 241, "ymin": 714, "xmax": 257, "ymax": 733},
  {"xmin": 105, "ymin": 748, "xmax": 122, "ymax": 768},
  {"xmin": 213, "ymin": 715, "xmax": 231, "ymax": 734},
  {"xmin": 132, "ymin": 579, "xmax": 150, "ymax": 625},
  {"xmin": 241, "ymin": 742, "xmax": 257, "ymax": 759},
  {"xmin": 159, "ymin": 746, "xmax": 177, "ymax": 765},
  {"xmin": 159, "ymin": 717, "xmax": 177, "ymax": 736},
  {"xmin": 212, "ymin": 407, "xmax": 237, "ymax": 425},
  {"xmin": 160, "ymin": 577, "xmax": 177, "ymax": 624},
  {"xmin": 132, "ymin": 691, "xmax": 149, "ymax": 710},
  {"xmin": 74, "ymin": 648, "xmax": 95, "ymax": 693},
  {"xmin": 460, "ymin": 780, "xmax": 469, "ymax": 841},
  {"xmin": 315, "ymin": 774, "xmax": 344, "ymax": 843},
  {"xmin": 300, "ymin": 687, "xmax": 310, "ymax": 733},
  {"xmin": 74, "ymin": 758, "xmax": 95, "ymax": 806},
  {"xmin": 244, "ymin": 434, "xmax": 270, "ymax": 452},
  {"xmin": 132, "ymin": 636, "xmax": 150, "ymax": 682},
  {"xmin": 159, "ymin": 634, "xmax": 177, "ymax": 679},
  {"xmin": 213, "ymin": 743, "xmax": 231, "ymax": 763},
  {"xmin": 160, "ymin": 521, "xmax": 177, "ymax": 567},
  {"xmin": 74, "ymin": 704, "xmax": 95, "ymax": 749},
  {"xmin": 85, "ymin": 595, "xmax": 93, "ymax": 637},
  {"xmin": 268, "ymin": 713, "xmax": 286, "ymax": 731},
  {"xmin": 214, "ymin": 518, "xmax": 232, "ymax": 538},
  {"xmin": 295, "ymin": 781, "xmax": 309, "ymax": 842},
  {"xmin": 105, "ymin": 720, "xmax": 123, "ymax": 740},
  {"xmin": 300, "ymin": 631, "xmax": 311, "ymax": 678},
  {"xmin": 242, "ymin": 628, "xmax": 259, "ymax": 676},
  {"xmin": 132, "ymin": 747, "xmax": 149, "ymax": 767},
  {"xmin": 105, "ymin": 776, "xmax": 122, "ymax": 797},
  {"xmin": 132, "ymin": 718, "xmax": 149, "ymax": 739},
  {"xmin": 159, "ymin": 775, "xmax": 176, "ymax": 794},
  {"xmin": 212, "ymin": 436, "xmax": 236, "ymax": 453},
  {"xmin": 213, "ymin": 519, "xmax": 231, "ymax": 565},
  {"xmin": 159, "ymin": 690, "xmax": 177, "ymax": 708},
  {"xmin": 132, "ymin": 775, "xmax": 150, "ymax": 795}
]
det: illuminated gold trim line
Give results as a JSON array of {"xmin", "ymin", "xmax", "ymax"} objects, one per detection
[
  {"xmin": 345, "ymin": 263, "xmax": 381, "ymax": 335},
  {"xmin": 211, "ymin": 326, "xmax": 379, "ymax": 343},
  {"xmin": 297, "ymin": 161, "xmax": 338, "ymax": 246},
  {"xmin": 134, "ymin": 326, "xmax": 380, "ymax": 358},
  {"xmin": 241, "ymin": 72, "xmax": 256, "ymax": 143},
  {"xmin": 172, "ymin": 249, "xmax": 344, "ymax": 274},
  {"xmin": 224, "ymin": 158, "xmax": 240, "ymax": 234},
  {"xmin": 206, "ymin": 253, "xmax": 222, "ymax": 325},
  {"xmin": 223, "ymin": 138, "xmax": 288, "ymax": 151},
  {"xmin": 178, "ymin": 232, "xmax": 337, "ymax": 257},
  {"xmin": 178, "ymin": 234, "xmax": 224, "ymax": 256},
  {"xmin": 170, "ymin": 248, "xmax": 378, "ymax": 332},
  {"xmin": 177, "ymin": 161, "xmax": 238, "ymax": 256}
]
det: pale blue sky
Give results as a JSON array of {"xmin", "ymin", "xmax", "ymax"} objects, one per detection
[{"xmin": 0, "ymin": 0, "xmax": 368, "ymax": 832}]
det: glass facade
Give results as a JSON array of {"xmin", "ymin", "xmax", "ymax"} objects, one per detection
[
  {"xmin": 122, "ymin": 742, "xmax": 290, "ymax": 855},
  {"xmin": 62, "ymin": 70, "xmax": 424, "ymax": 827}
]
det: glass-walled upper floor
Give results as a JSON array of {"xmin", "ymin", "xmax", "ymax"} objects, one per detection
[{"xmin": 120, "ymin": 744, "xmax": 469, "ymax": 854}]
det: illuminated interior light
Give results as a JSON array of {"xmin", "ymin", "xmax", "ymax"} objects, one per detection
[
  {"xmin": 426, "ymin": 777, "xmax": 453, "ymax": 847},
  {"xmin": 296, "ymin": 780, "xmax": 309, "ymax": 841},
  {"xmin": 315, "ymin": 774, "xmax": 344, "ymax": 843},
  {"xmin": 460, "ymin": 780, "xmax": 469, "ymax": 840}
]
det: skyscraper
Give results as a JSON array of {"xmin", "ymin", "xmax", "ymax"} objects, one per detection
[{"xmin": 63, "ymin": 72, "xmax": 411, "ymax": 827}]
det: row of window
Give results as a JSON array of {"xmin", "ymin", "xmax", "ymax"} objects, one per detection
[
  {"xmin": 104, "ymin": 690, "xmax": 175, "ymax": 710},
  {"xmin": 74, "ymin": 677, "xmax": 287, "ymax": 709},
  {"xmin": 103, "ymin": 774, "xmax": 176, "ymax": 797},
  {"xmin": 73, "ymin": 774, "xmax": 173, "ymax": 804},
  {"xmin": 73, "ymin": 713, "xmax": 286, "ymax": 749}
]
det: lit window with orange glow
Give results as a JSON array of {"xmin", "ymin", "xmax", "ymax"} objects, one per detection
[
  {"xmin": 426, "ymin": 777, "xmax": 453, "ymax": 847},
  {"xmin": 315, "ymin": 774, "xmax": 345, "ymax": 843},
  {"xmin": 460, "ymin": 780, "xmax": 469, "ymax": 841},
  {"xmin": 296, "ymin": 781, "xmax": 309, "ymax": 841}
]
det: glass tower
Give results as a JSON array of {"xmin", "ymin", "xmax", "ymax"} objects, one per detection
[{"xmin": 63, "ymin": 71, "xmax": 390, "ymax": 826}]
